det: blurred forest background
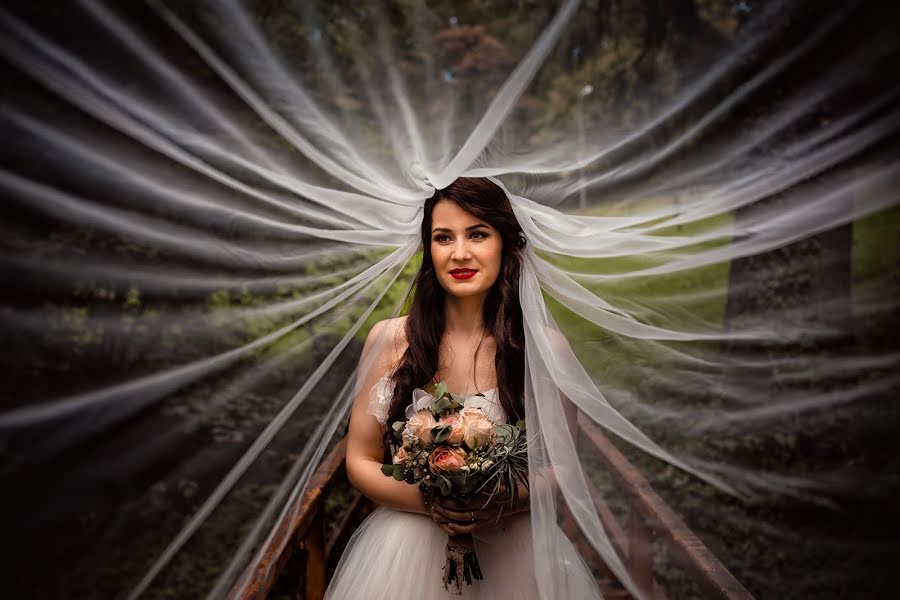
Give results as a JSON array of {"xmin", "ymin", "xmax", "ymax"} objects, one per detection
[{"xmin": 1, "ymin": 0, "xmax": 898, "ymax": 598}]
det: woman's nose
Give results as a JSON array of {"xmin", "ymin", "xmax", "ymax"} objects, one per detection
[{"xmin": 450, "ymin": 240, "xmax": 471, "ymax": 260}]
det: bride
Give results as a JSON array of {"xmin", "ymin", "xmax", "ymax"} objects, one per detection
[{"xmin": 324, "ymin": 177, "xmax": 602, "ymax": 599}]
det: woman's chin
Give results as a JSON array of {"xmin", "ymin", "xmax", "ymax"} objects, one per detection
[{"xmin": 441, "ymin": 283, "xmax": 491, "ymax": 298}]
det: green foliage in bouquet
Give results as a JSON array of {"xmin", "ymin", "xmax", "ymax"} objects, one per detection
[
  {"xmin": 473, "ymin": 420, "xmax": 528, "ymax": 508},
  {"xmin": 428, "ymin": 381, "xmax": 464, "ymax": 414}
]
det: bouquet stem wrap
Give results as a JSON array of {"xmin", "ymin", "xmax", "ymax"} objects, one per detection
[{"xmin": 443, "ymin": 533, "xmax": 483, "ymax": 595}]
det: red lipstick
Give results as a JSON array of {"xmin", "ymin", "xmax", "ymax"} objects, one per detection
[{"xmin": 449, "ymin": 268, "xmax": 478, "ymax": 280}]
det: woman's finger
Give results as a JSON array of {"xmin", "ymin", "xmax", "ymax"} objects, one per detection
[
  {"xmin": 430, "ymin": 510, "xmax": 458, "ymax": 535},
  {"xmin": 435, "ymin": 497, "xmax": 470, "ymax": 511},
  {"xmin": 433, "ymin": 506, "xmax": 475, "ymax": 523},
  {"xmin": 440, "ymin": 501, "xmax": 510, "ymax": 520},
  {"xmin": 447, "ymin": 521, "xmax": 477, "ymax": 535}
]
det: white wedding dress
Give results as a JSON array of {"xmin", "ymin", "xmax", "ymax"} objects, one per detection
[{"xmin": 324, "ymin": 377, "xmax": 603, "ymax": 600}]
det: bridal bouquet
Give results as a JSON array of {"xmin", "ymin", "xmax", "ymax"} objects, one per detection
[{"xmin": 380, "ymin": 381, "xmax": 528, "ymax": 594}]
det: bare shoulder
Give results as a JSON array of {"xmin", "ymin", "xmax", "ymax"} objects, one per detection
[
  {"xmin": 369, "ymin": 316, "xmax": 408, "ymax": 345},
  {"xmin": 364, "ymin": 316, "xmax": 409, "ymax": 373}
]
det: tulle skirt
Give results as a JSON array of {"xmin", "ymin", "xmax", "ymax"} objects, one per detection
[{"xmin": 324, "ymin": 506, "xmax": 602, "ymax": 599}]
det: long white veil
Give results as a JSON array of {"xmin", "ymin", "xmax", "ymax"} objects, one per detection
[{"xmin": 1, "ymin": 1, "xmax": 898, "ymax": 598}]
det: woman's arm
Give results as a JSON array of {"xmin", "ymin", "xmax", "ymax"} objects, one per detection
[
  {"xmin": 519, "ymin": 326, "xmax": 583, "ymax": 513},
  {"xmin": 529, "ymin": 388, "xmax": 579, "ymax": 505},
  {"xmin": 345, "ymin": 319, "xmax": 430, "ymax": 516}
]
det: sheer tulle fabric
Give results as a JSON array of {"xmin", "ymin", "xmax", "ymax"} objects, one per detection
[
  {"xmin": 1, "ymin": 2, "xmax": 897, "ymax": 599},
  {"xmin": 325, "ymin": 507, "xmax": 601, "ymax": 600}
]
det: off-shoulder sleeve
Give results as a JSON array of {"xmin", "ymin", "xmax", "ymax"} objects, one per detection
[{"xmin": 366, "ymin": 376, "xmax": 394, "ymax": 425}]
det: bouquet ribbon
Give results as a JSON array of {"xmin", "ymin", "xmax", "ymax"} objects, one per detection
[{"xmin": 442, "ymin": 533, "xmax": 483, "ymax": 595}]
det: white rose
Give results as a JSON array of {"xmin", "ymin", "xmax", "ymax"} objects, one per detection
[
  {"xmin": 461, "ymin": 407, "xmax": 494, "ymax": 449},
  {"xmin": 392, "ymin": 446, "xmax": 409, "ymax": 465}
]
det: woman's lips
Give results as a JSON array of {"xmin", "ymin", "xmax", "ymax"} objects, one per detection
[{"xmin": 449, "ymin": 269, "xmax": 478, "ymax": 280}]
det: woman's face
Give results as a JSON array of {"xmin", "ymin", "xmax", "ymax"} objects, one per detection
[{"xmin": 430, "ymin": 200, "xmax": 503, "ymax": 298}]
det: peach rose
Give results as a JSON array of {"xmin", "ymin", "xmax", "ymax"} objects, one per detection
[
  {"xmin": 462, "ymin": 407, "xmax": 494, "ymax": 449},
  {"xmin": 428, "ymin": 446, "xmax": 467, "ymax": 474},
  {"xmin": 438, "ymin": 412, "xmax": 466, "ymax": 445},
  {"xmin": 407, "ymin": 410, "xmax": 438, "ymax": 444}
]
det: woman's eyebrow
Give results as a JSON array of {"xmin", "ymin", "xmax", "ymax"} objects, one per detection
[{"xmin": 432, "ymin": 223, "xmax": 490, "ymax": 233}]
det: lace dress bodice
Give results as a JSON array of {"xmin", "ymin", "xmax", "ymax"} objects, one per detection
[{"xmin": 366, "ymin": 376, "xmax": 506, "ymax": 425}]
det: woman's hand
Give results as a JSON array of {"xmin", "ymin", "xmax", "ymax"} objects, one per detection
[
  {"xmin": 429, "ymin": 481, "xmax": 529, "ymax": 536},
  {"xmin": 422, "ymin": 488, "xmax": 463, "ymax": 536}
]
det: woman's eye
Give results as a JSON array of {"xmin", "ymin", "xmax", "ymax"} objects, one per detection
[{"xmin": 433, "ymin": 231, "xmax": 487, "ymax": 243}]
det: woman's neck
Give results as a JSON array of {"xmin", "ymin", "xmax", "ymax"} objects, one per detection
[{"xmin": 443, "ymin": 292, "xmax": 487, "ymax": 334}]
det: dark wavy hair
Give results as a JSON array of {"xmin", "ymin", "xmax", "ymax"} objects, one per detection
[{"xmin": 387, "ymin": 177, "xmax": 527, "ymax": 427}]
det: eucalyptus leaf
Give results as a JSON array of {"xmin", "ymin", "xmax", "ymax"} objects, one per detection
[
  {"xmin": 392, "ymin": 467, "xmax": 405, "ymax": 481},
  {"xmin": 432, "ymin": 424, "xmax": 451, "ymax": 444},
  {"xmin": 380, "ymin": 464, "xmax": 395, "ymax": 477},
  {"xmin": 430, "ymin": 397, "xmax": 448, "ymax": 413}
]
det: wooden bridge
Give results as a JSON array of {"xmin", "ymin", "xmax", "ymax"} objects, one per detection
[{"xmin": 227, "ymin": 415, "xmax": 754, "ymax": 600}]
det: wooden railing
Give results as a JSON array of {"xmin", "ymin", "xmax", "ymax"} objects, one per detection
[
  {"xmin": 226, "ymin": 437, "xmax": 375, "ymax": 600},
  {"xmin": 562, "ymin": 416, "xmax": 754, "ymax": 600},
  {"xmin": 229, "ymin": 419, "xmax": 754, "ymax": 600}
]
